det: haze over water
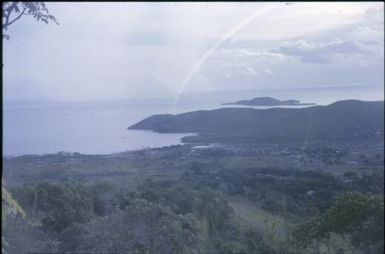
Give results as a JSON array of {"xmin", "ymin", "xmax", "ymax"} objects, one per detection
[{"xmin": 4, "ymin": 85, "xmax": 383, "ymax": 156}]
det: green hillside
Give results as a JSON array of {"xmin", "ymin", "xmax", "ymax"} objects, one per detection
[{"xmin": 128, "ymin": 100, "xmax": 384, "ymax": 143}]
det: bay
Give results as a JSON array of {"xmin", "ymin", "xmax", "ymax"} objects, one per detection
[{"xmin": 3, "ymin": 85, "xmax": 382, "ymax": 156}]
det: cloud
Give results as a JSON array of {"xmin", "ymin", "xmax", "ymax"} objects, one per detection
[
  {"xmin": 198, "ymin": 48, "xmax": 281, "ymax": 82},
  {"xmin": 350, "ymin": 26, "xmax": 384, "ymax": 44},
  {"xmin": 261, "ymin": 68, "xmax": 272, "ymax": 75},
  {"xmin": 230, "ymin": 2, "xmax": 377, "ymax": 41},
  {"xmin": 246, "ymin": 67, "xmax": 258, "ymax": 76},
  {"xmin": 236, "ymin": 49, "xmax": 285, "ymax": 62},
  {"xmin": 3, "ymin": 2, "xmax": 383, "ymax": 100},
  {"xmin": 272, "ymin": 39, "xmax": 371, "ymax": 64}
]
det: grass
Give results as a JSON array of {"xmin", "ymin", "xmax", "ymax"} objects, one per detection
[
  {"xmin": 227, "ymin": 195, "xmax": 296, "ymax": 253},
  {"xmin": 227, "ymin": 196, "xmax": 285, "ymax": 231},
  {"xmin": 227, "ymin": 196, "xmax": 358, "ymax": 254}
]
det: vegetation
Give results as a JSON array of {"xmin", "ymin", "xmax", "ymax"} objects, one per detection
[
  {"xmin": 3, "ymin": 155, "xmax": 383, "ymax": 254},
  {"xmin": 2, "ymin": 180, "xmax": 26, "ymax": 254},
  {"xmin": 2, "ymin": 2, "xmax": 58, "ymax": 39},
  {"xmin": 129, "ymin": 100, "xmax": 384, "ymax": 144},
  {"xmin": 292, "ymin": 192, "xmax": 384, "ymax": 254}
]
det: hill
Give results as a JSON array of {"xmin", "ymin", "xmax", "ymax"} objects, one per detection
[{"xmin": 128, "ymin": 100, "xmax": 384, "ymax": 143}]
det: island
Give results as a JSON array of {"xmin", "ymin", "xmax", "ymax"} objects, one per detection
[{"xmin": 222, "ymin": 96, "xmax": 316, "ymax": 106}]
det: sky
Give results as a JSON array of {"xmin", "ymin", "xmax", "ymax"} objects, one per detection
[{"xmin": 3, "ymin": 2, "xmax": 384, "ymax": 101}]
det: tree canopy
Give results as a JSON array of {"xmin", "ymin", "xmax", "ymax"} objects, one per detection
[
  {"xmin": 2, "ymin": 2, "xmax": 58, "ymax": 39},
  {"xmin": 292, "ymin": 192, "xmax": 384, "ymax": 253}
]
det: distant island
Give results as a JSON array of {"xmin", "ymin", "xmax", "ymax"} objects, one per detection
[
  {"xmin": 222, "ymin": 97, "xmax": 316, "ymax": 106},
  {"xmin": 129, "ymin": 100, "xmax": 384, "ymax": 144}
]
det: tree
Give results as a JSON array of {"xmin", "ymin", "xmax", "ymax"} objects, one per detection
[
  {"xmin": 292, "ymin": 192, "xmax": 384, "ymax": 254},
  {"xmin": 78, "ymin": 198, "xmax": 203, "ymax": 254},
  {"xmin": 3, "ymin": 216, "xmax": 58, "ymax": 254},
  {"xmin": 2, "ymin": 180, "xmax": 26, "ymax": 254},
  {"xmin": 2, "ymin": 2, "xmax": 58, "ymax": 39},
  {"xmin": 33, "ymin": 183, "xmax": 94, "ymax": 234}
]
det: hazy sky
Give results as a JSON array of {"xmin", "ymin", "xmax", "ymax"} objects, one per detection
[{"xmin": 3, "ymin": 2, "xmax": 384, "ymax": 101}]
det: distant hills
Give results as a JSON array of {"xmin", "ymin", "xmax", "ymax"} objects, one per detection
[
  {"xmin": 223, "ymin": 97, "xmax": 315, "ymax": 106},
  {"xmin": 128, "ymin": 100, "xmax": 384, "ymax": 144}
]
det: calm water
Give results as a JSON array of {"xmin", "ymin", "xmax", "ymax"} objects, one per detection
[
  {"xmin": 3, "ymin": 98, "xmax": 196, "ymax": 156},
  {"xmin": 3, "ymin": 86, "xmax": 383, "ymax": 156}
]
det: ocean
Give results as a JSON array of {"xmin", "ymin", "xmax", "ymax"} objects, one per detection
[{"xmin": 3, "ymin": 85, "xmax": 383, "ymax": 156}]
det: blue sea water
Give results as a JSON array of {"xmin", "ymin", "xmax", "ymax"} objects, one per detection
[{"xmin": 3, "ymin": 85, "xmax": 383, "ymax": 156}]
